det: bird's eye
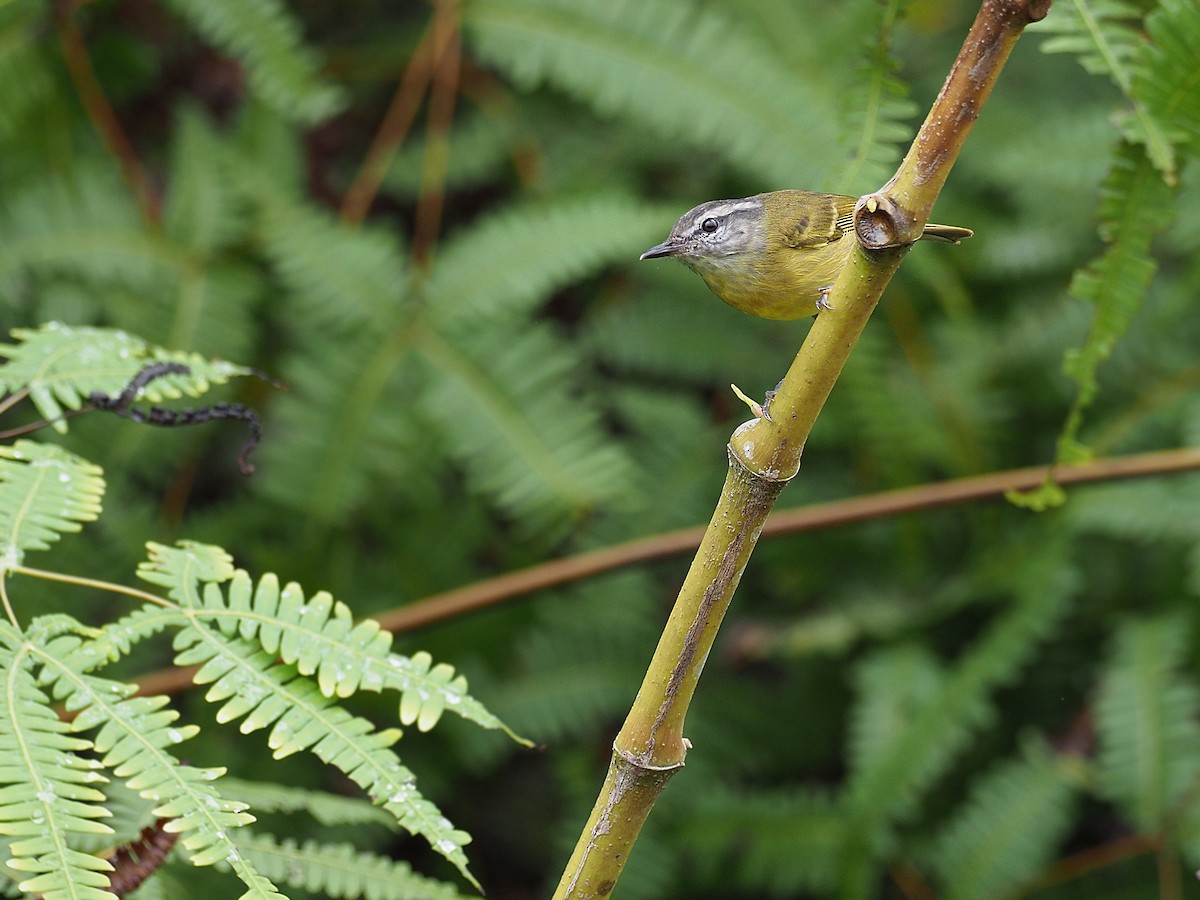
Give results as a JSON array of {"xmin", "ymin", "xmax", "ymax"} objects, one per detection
[{"xmin": 700, "ymin": 217, "xmax": 719, "ymax": 234}]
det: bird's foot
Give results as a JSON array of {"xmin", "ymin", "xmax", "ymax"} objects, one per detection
[{"xmin": 815, "ymin": 285, "xmax": 835, "ymax": 312}]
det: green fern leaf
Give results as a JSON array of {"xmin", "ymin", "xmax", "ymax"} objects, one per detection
[
  {"xmin": 0, "ymin": 623, "xmax": 115, "ymax": 900},
  {"xmin": 929, "ymin": 743, "xmax": 1079, "ymax": 900},
  {"xmin": 0, "ymin": 323, "xmax": 255, "ymax": 431},
  {"xmin": 425, "ymin": 196, "xmax": 675, "ymax": 330},
  {"xmin": 463, "ymin": 0, "xmax": 842, "ymax": 186},
  {"xmin": 846, "ymin": 644, "xmax": 945, "ymax": 784},
  {"xmin": 32, "ymin": 634, "xmax": 286, "ymax": 898},
  {"xmin": 682, "ymin": 787, "xmax": 845, "ymax": 897},
  {"xmin": 252, "ymin": 194, "xmax": 410, "ymax": 330},
  {"xmin": 419, "ymin": 322, "xmax": 635, "ymax": 538},
  {"xmin": 1036, "ymin": 0, "xmax": 1176, "ymax": 179},
  {"xmin": 0, "ymin": 441, "xmax": 104, "ymax": 562},
  {"xmin": 135, "ymin": 544, "xmax": 478, "ymax": 885},
  {"xmin": 1055, "ymin": 142, "xmax": 1174, "ymax": 464},
  {"xmin": 139, "ymin": 542, "xmax": 520, "ymax": 737},
  {"xmin": 1132, "ymin": 0, "xmax": 1200, "ymax": 151},
  {"xmin": 161, "ymin": 0, "xmax": 344, "ymax": 124},
  {"xmin": 836, "ymin": 0, "xmax": 919, "ymax": 193},
  {"xmin": 169, "ymin": 627, "xmax": 478, "ymax": 888},
  {"xmin": 1095, "ymin": 613, "xmax": 1200, "ymax": 831},
  {"xmin": 838, "ymin": 548, "xmax": 1075, "ymax": 895},
  {"xmin": 238, "ymin": 833, "xmax": 474, "ymax": 900}
]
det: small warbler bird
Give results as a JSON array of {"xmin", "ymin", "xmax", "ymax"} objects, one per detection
[{"xmin": 641, "ymin": 190, "xmax": 972, "ymax": 320}]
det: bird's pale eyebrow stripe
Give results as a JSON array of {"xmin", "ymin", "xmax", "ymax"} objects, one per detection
[{"xmin": 693, "ymin": 199, "xmax": 760, "ymax": 223}]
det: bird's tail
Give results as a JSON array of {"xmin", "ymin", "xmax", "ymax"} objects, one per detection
[{"xmin": 921, "ymin": 223, "xmax": 974, "ymax": 243}]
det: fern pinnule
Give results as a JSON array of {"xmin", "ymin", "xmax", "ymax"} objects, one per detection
[{"xmin": 0, "ymin": 165, "xmax": 184, "ymax": 294}]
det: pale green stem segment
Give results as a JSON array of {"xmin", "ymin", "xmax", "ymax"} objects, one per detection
[{"xmin": 553, "ymin": 2, "xmax": 1050, "ymax": 897}]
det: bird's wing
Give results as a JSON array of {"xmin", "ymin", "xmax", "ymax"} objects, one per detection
[{"xmin": 778, "ymin": 193, "xmax": 857, "ymax": 249}]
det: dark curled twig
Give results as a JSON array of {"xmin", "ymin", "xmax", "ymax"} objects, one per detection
[
  {"xmin": 104, "ymin": 818, "xmax": 179, "ymax": 897},
  {"xmin": 88, "ymin": 363, "xmax": 264, "ymax": 475}
]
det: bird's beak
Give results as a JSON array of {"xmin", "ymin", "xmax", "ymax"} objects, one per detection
[{"xmin": 639, "ymin": 239, "xmax": 680, "ymax": 260}]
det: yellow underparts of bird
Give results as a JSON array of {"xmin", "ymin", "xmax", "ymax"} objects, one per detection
[{"xmin": 640, "ymin": 190, "xmax": 972, "ymax": 320}]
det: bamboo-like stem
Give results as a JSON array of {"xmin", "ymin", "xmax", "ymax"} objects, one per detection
[{"xmin": 552, "ymin": 2, "xmax": 1051, "ymax": 896}]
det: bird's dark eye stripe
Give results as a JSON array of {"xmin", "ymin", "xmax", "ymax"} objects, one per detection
[{"xmin": 701, "ymin": 217, "xmax": 719, "ymax": 233}]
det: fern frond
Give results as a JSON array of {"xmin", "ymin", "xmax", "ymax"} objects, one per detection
[
  {"xmin": 0, "ymin": 441, "xmax": 104, "ymax": 563},
  {"xmin": 31, "ymin": 635, "xmax": 284, "ymax": 898},
  {"xmin": 251, "ymin": 194, "xmax": 410, "ymax": 330},
  {"xmin": 1095, "ymin": 613, "xmax": 1200, "ymax": 831},
  {"xmin": 1132, "ymin": 0, "xmax": 1200, "ymax": 151},
  {"xmin": 419, "ymin": 322, "xmax": 635, "ymax": 539},
  {"xmin": 462, "ymin": 0, "xmax": 842, "ymax": 186},
  {"xmin": 425, "ymin": 196, "xmax": 675, "ymax": 330},
  {"xmin": 161, "ymin": 0, "xmax": 344, "ymax": 124},
  {"xmin": 134, "ymin": 542, "xmax": 479, "ymax": 885},
  {"xmin": 0, "ymin": 323, "xmax": 255, "ymax": 430},
  {"xmin": 170, "ymin": 627, "xmax": 478, "ymax": 888},
  {"xmin": 238, "ymin": 833, "xmax": 474, "ymax": 900},
  {"xmin": 929, "ymin": 743, "xmax": 1079, "ymax": 900},
  {"xmin": 846, "ymin": 644, "xmax": 944, "ymax": 784},
  {"xmin": 1056, "ymin": 142, "xmax": 1174, "ymax": 463},
  {"xmin": 836, "ymin": 0, "xmax": 919, "ymax": 193},
  {"xmin": 838, "ymin": 547, "xmax": 1075, "ymax": 894},
  {"xmin": 1036, "ymin": 0, "xmax": 1176, "ymax": 179},
  {"xmin": 682, "ymin": 787, "xmax": 844, "ymax": 897},
  {"xmin": 0, "ymin": 623, "xmax": 115, "ymax": 900},
  {"xmin": 139, "ymin": 542, "xmax": 518, "ymax": 737}
]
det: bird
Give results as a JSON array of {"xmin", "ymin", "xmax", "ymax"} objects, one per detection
[{"xmin": 640, "ymin": 190, "xmax": 972, "ymax": 320}]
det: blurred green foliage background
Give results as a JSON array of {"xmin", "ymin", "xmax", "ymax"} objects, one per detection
[{"xmin": 1, "ymin": 0, "xmax": 1199, "ymax": 897}]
